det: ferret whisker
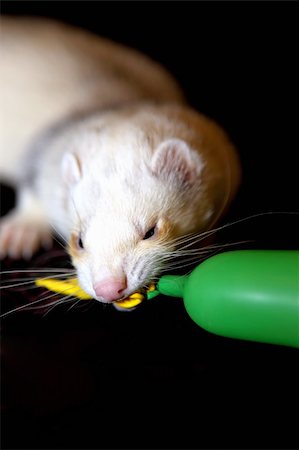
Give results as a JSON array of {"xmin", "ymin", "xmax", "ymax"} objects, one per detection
[
  {"xmin": 168, "ymin": 228, "xmax": 230, "ymax": 249},
  {"xmin": 159, "ymin": 256, "xmax": 213, "ymax": 272},
  {"xmin": 159, "ymin": 249, "xmax": 212, "ymax": 260},
  {"xmin": 0, "ymin": 283, "xmax": 79, "ymax": 318},
  {"xmin": 29, "ymin": 295, "xmax": 73, "ymax": 311},
  {"xmin": 160, "ymin": 258, "xmax": 205, "ymax": 271},
  {"xmin": 166, "ymin": 231, "xmax": 200, "ymax": 246},
  {"xmin": 1, "ymin": 270, "xmax": 76, "ymax": 280},
  {"xmin": 51, "ymin": 233, "xmax": 68, "ymax": 251},
  {"xmin": 158, "ymin": 246, "xmax": 229, "ymax": 270},
  {"xmin": 42, "ymin": 295, "xmax": 75, "ymax": 316},
  {"xmin": 157, "ymin": 248, "xmax": 211, "ymax": 262},
  {"xmin": 173, "ymin": 239, "xmax": 251, "ymax": 255},
  {"xmin": 162, "ymin": 245, "xmax": 225, "ymax": 264},
  {"xmin": 66, "ymin": 298, "xmax": 84, "ymax": 312},
  {"xmin": 76, "ymin": 301, "xmax": 96, "ymax": 312},
  {"xmin": 169, "ymin": 230, "xmax": 220, "ymax": 249},
  {"xmin": 160, "ymin": 253, "xmax": 207, "ymax": 264},
  {"xmin": 0, "ymin": 268, "xmax": 75, "ymax": 275},
  {"xmin": 70, "ymin": 193, "xmax": 82, "ymax": 224},
  {"xmin": 0, "ymin": 271, "xmax": 76, "ymax": 290},
  {"xmin": 0, "ymin": 294, "xmax": 56, "ymax": 318},
  {"xmin": 166, "ymin": 228, "xmax": 219, "ymax": 247},
  {"xmin": 168, "ymin": 211, "xmax": 299, "ymax": 249},
  {"xmin": 1, "ymin": 277, "xmax": 43, "ymax": 284},
  {"xmin": 50, "ymin": 222, "xmax": 68, "ymax": 243},
  {"xmin": 28, "ymin": 285, "xmax": 89, "ymax": 313}
]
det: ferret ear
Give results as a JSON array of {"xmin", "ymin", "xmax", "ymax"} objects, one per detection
[
  {"xmin": 61, "ymin": 153, "xmax": 82, "ymax": 186},
  {"xmin": 151, "ymin": 139, "xmax": 202, "ymax": 185}
]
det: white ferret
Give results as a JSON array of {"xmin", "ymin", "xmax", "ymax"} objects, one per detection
[{"xmin": 0, "ymin": 16, "xmax": 241, "ymax": 303}]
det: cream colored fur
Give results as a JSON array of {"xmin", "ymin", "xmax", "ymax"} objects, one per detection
[{"xmin": 0, "ymin": 17, "xmax": 241, "ymax": 303}]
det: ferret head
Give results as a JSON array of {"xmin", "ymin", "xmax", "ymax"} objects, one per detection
[{"xmin": 60, "ymin": 112, "xmax": 226, "ymax": 304}]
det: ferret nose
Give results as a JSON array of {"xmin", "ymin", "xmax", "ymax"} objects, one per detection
[{"xmin": 93, "ymin": 276, "xmax": 127, "ymax": 302}]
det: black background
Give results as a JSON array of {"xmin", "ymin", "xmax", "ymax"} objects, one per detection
[{"xmin": 0, "ymin": 2, "xmax": 298, "ymax": 450}]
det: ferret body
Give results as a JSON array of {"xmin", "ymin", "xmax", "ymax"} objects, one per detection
[{"xmin": 0, "ymin": 17, "xmax": 241, "ymax": 303}]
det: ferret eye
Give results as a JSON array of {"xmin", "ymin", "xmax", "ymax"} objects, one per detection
[
  {"xmin": 77, "ymin": 234, "xmax": 84, "ymax": 249},
  {"xmin": 143, "ymin": 226, "xmax": 156, "ymax": 240}
]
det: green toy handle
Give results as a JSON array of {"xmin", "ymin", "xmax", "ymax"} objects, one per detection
[{"xmin": 157, "ymin": 250, "xmax": 299, "ymax": 348}]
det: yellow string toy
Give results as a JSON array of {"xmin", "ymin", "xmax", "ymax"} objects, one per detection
[{"xmin": 35, "ymin": 277, "xmax": 157, "ymax": 309}]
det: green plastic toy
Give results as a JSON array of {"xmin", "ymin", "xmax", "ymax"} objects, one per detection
[{"xmin": 153, "ymin": 250, "xmax": 299, "ymax": 348}]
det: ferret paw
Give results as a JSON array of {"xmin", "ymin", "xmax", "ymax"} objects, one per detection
[{"xmin": 0, "ymin": 211, "xmax": 53, "ymax": 260}]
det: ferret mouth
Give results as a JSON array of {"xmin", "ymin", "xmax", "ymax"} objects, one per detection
[
  {"xmin": 113, "ymin": 283, "xmax": 157, "ymax": 310},
  {"xmin": 113, "ymin": 291, "xmax": 145, "ymax": 309},
  {"xmin": 88, "ymin": 278, "xmax": 156, "ymax": 307}
]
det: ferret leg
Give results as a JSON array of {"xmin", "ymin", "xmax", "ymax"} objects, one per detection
[{"xmin": 0, "ymin": 187, "xmax": 52, "ymax": 260}]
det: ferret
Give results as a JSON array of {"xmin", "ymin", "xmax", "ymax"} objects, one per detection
[{"xmin": 0, "ymin": 16, "xmax": 241, "ymax": 303}]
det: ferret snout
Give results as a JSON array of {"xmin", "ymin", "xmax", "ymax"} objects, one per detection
[{"xmin": 93, "ymin": 275, "xmax": 127, "ymax": 302}]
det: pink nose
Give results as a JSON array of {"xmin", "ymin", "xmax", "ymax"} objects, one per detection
[{"xmin": 93, "ymin": 276, "xmax": 127, "ymax": 302}]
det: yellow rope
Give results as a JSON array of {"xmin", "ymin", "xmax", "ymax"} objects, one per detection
[{"xmin": 35, "ymin": 277, "xmax": 156, "ymax": 309}]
